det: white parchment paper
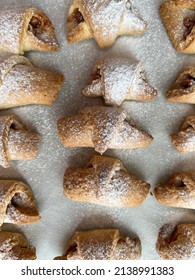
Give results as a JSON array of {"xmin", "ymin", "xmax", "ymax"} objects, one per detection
[{"xmin": 0, "ymin": 0, "xmax": 194, "ymax": 260}]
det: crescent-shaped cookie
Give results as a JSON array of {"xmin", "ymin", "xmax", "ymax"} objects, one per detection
[
  {"xmin": 160, "ymin": 0, "xmax": 195, "ymax": 53},
  {"xmin": 154, "ymin": 172, "xmax": 195, "ymax": 209},
  {"xmin": 67, "ymin": 0, "xmax": 147, "ymax": 48},
  {"xmin": 0, "ymin": 180, "xmax": 40, "ymax": 226},
  {"xmin": 171, "ymin": 115, "xmax": 195, "ymax": 153},
  {"xmin": 57, "ymin": 106, "xmax": 153, "ymax": 154},
  {"xmin": 167, "ymin": 66, "xmax": 195, "ymax": 104},
  {"xmin": 54, "ymin": 229, "xmax": 141, "ymax": 260},
  {"xmin": 0, "ymin": 54, "xmax": 64, "ymax": 109},
  {"xmin": 0, "ymin": 231, "xmax": 36, "ymax": 260},
  {"xmin": 83, "ymin": 58, "xmax": 157, "ymax": 106},
  {"xmin": 0, "ymin": 7, "xmax": 59, "ymax": 54},
  {"xmin": 156, "ymin": 223, "xmax": 195, "ymax": 260},
  {"xmin": 0, "ymin": 115, "xmax": 40, "ymax": 168},
  {"xmin": 64, "ymin": 154, "xmax": 150, "ymax": 207}
]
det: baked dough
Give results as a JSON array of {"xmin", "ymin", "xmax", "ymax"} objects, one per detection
[
  {"xmin": 0, "ymin": 54, "xmax": 64, "ymax": 109},
  {"xmin": 83, "ymin": 58, "xmax": 157, "ymax": 106},
  {"xmin": 57, "ymin": 106, "xmax": 153, "ymax": 154},
  {"xmin": 67, "ymin": 0, "xmax": 147, "ymax": 48},
  {"xmin": 156, "ymin": 223, "xmax": 195, "ymax": 260},
  {"xmin": 0, "ymin": 7, "xmax": 59, "ymax": 54},
  {"xmin": 154, "ymin": 173, "xmax": 195, "ymax": 209},
  {"xmin": 0, "ymin": 231, "xmax": 36, "ymax": 260},
  {"xmin": 167, "ymin": 66, "xmax": 195, "ymax": 104},
  {"xmin": 160, "ymin": 0, "xmax": 195, "ymax": 53},
  {"xmin": 0, "ymin": 115, "xmax": 40, "ymax": 168},
  {"xmin": 64, "ymin": 154, "xmax": 150, "ymax": 207},
  {"xmin": 54, "ymin": 229, "xmax": 141, "ymax": 260},
  {"xmin": 0, "ymin": 180, "xmax": 40, "ymax": 226},
  {"xmin": 171, "ymin": 115, "xmax": 195, "ymax": 153}
]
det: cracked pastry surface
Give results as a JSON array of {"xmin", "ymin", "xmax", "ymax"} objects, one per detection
[
  {"xmin": 67, "ymin": 0, "xmax": 147, "ymax": 48},
  {"xmin": 154, "ymin": 173, "xmax": 195, "ymax": 210},
  {"xmin": 0, "ymin": 231, "xmax": 36, "ymax": 260},
  {"xmin": 57, "ymin": 106, "xmax": 153, "ymax": 154},
  {"xmin": 160, "ymin": 0, "xmax": 195, "ymax": 53},
  {"xmin": 171, "ymin": 115, "xmax": 195, "ymax": 153},
  {"xmin": 0, "ymin": 7, "xmax": 59, "ymax": 54},
  {"xmin": 0, "ymin": 115, "xmax": 40, "ymax": 168},
  {"xmin": 167, "ymin": 66, "xmax": 195, "ymax": 104},
  {"xmin": 83, "ymin": 57, "xmax": 157, "ymax": 106},
  {"xmin": 0, "ymin": 54, "xmax": 64, "ymax": 109},
  {"xmin": 156, "ymin": 223, "xmax": 195, "ymax": 260},
  {"xmin": 54, "ymin": 229, "xmax": 141, "ymax": 260},
  {"xmin": 0, "ymin": 180, "xmax": 40, "ymax": 226},
  {"xmin": 64, "ymin": 155, "xmax": 150, "ymax": 207}
]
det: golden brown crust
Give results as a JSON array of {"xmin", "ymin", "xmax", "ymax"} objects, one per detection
[
  {"xmin": 64, "ymin": 154, "xmax": 150, "ymax": 207},
  {"xmin": 0, "ymin": 180, "xmax": 40, "ymax": 226},
  {"xmin": 156, "ymin": 223, "xmax": 195, "ymax": 260},
  {"xmin": 0, "ymin": 115, "xmax": 40, "ymax": 168},
  {"xmin": 0, "ymin": 231, "xmax": 36, "ymax": 260},
  {"xmin": 54, "ymin": 229, "xmax": 141, "ymax": 260},
  {"xmin": 67, "ymin": 0, "xmax": 147, "ymax": 48},
  {"xmin": 83, "ymin": 58, "xmax": 157, "ymax": 106},
  {"xmin": 171, "ymin": 115, "xmax": 195, "ymax": 153},
  {"xmin": 154, "ymin": 173, "xmax": 195, "ymax": 209},
  {"xmin": 167, "ymin": 66, "xmax": 195, "ymax": 104},
  {"xmin": 0, "ymin": 7, "xmax": 59, "ymax": 54},
  {"xmin": 160, "ymin": 0, "xmax": 195, "ymax": 53},
  {"xmin": 57, "ymin": 106, "xmax": 153, "ymax": 154},
  {"xmin": 0, "ymin": 54, "xmax": 64, "ymax": 109}
]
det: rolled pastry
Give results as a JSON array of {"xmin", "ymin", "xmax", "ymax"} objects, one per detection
[
  {"xmin": 0, "ymin": 54, "xmax": 64, "ymax": 109},
  {"xmin": 156, "ymin": 223, "xmax": 195, "ymax": 260},
  {"xmin": 154, "ymin": 173, "xmax": 195, "ymax": 210},
  {"xmin": 67, "ymin": 0, "xmax": 147, "ymax": 48},
  {"xmin": 0, "ymin": 231, "xmax": 36, "ymax": 260},
  {"xmin": 54, "ymin": 229, "xmax": 141, "ymax": 260},
  {"xmin": 167, "ymin": 66, "xmax": 195, "ymax": 104},
  {"xmin": 0, "ymin": 180, "xmax": 40, "ymax": 226},
  {"xmin": 160, "ymin": 0, "xmax": 195, "ymax": 53},
  {"xmin": 57, "ymin": 106, "xmax": 153, "ymax": 154},
  {"xmin": 171, "ymin": 115, "xmax": 195, "ymax": 153},
  {"xmin": 64, "ymin": 155, "xmax": 150, "ymax": 207},
  {"xmin": 0, "ymin": 7, "xmax": 59, "ymax": 54},
  {"xmin": 0, "ymin": 115, "xmax": 40, "ymax": 168},
  {"xmin": 83, "ymin": 58, "xmax": 157, "ymax": 106}
]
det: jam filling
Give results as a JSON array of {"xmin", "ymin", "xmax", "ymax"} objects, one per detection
[
  {"xmin": 180, "ymin": 74, "xmax": 195, "ymax": 89},
  {"xmin": 66, "ymin": 243, "xmax": 78, "ymax": 256},
  {"xmin": 175, "ymin": 179, "xmax": 186, "ymax": 188},
  {"xmin": 183, "ymin": 17, "xmax": 195, "ymax": 39},
  {"xmin": 28, "ymin": 16, "xmax": 45, "ymax": 36},
  {"xmin": 92, "ymin": 68, "xmax": 101, "ymax": 81},
  {"xmin": 88, "ymin": 68, "xmax": 101, "ymax": 86},
  {"xmin": 73, "ymin": 9, "xmax": 84, "ymax": 25}
]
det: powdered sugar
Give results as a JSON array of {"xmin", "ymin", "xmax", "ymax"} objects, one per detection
[
  {"xmin": 84, "ymin": 58, "xmax": 157, "ymax": 106},
  {"xmin": 0, "ymin": 55, "xmax": 63, "ymax": 108},
  {"xmin": 79, "ymin": 0, "xmax": 146, "ymax": 46},
  {"xmin": 0, "ymin": 8, "xmax": 24, "ymax": 53},
  {"xmin": 64, "ymin": 155, "xmax": 150, "ymax": 207},
  {"xmin": 58, "ymin": 106, "xmax": 153, "ymax": 154}
]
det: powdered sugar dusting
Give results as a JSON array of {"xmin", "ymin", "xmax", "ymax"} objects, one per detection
[
  {"xmin": 0, "ymin": 8, "xmax": 24, "ymax": 53},
  {"xmin": 80, "ymin": 0, "xmax": 146, "ymax": 46},
  {"xmin": 82, "ymin": 0, "xmax": 124, "ymax": 45},
  {"xmin": 103, "ymin": 59, "xmax": 137, "ymax": 105},
  {"xmin": 84, "ymin": 58, "xmax": 156, "ymax": 106},
  {"xmin": 0, "ymin": 57, "xmax": 63, "ymax": 108},
  {"xmin": 58, "ymin": 106, "xmax": 153, "ymax": 154}
]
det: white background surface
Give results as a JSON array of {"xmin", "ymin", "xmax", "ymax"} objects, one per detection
[{"xmin": 0, "ymin": 0, "xmax": 194, "ymax": 260}]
